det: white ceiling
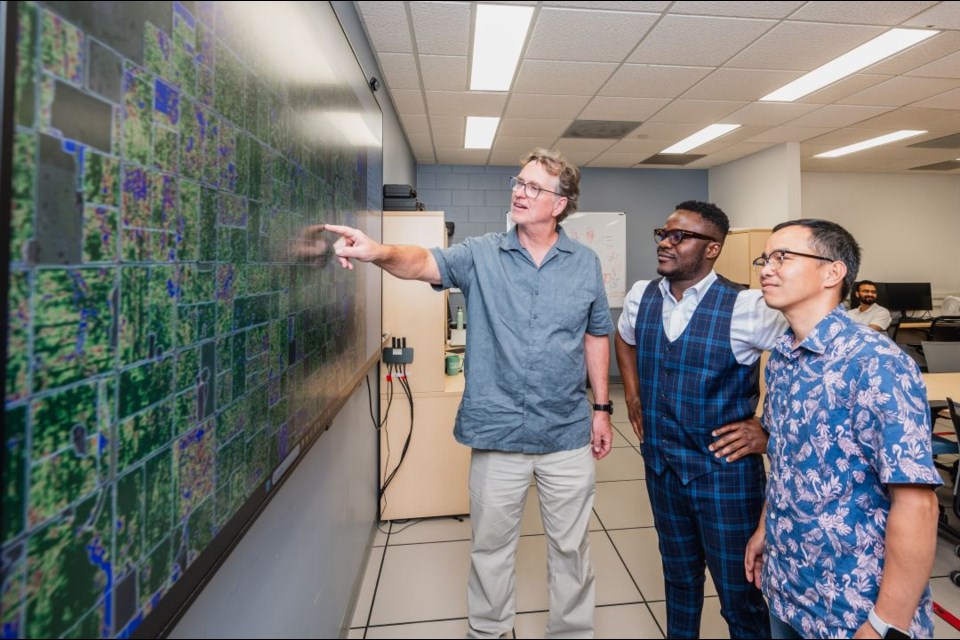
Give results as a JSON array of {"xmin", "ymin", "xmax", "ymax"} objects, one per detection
[{"xmin": 356, "ymin": 1, "xmax": 960, "ymax": 173}]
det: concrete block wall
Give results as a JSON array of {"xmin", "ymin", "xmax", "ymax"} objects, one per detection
[{"xmin": 416, "ymin": 165, "xmax": 516, "ymax": 245}]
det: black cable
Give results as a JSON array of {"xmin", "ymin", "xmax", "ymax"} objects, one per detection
[{"xmin": 379, "ymin": 361, "xmax": 415, "ymax": 498}]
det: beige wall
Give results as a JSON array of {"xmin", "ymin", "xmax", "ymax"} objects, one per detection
[
  {"xmin": 708, "ymin": 143, "xmax": 802, "ymax": 228},
  {"xmin": 801, "ymin": 171, "xmax": 960, "ymax": 306}
]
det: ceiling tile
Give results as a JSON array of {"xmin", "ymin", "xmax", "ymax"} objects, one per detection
[
  {"xmin": 907, "ymin": 49, "xmax": 960, "ymax": 80},
  {"xmin": 436, "ymin": 148, "xmax": 492, "ymax": 164},
  {"xmin": 559, "ymin": 150, "xmax": 605, "ymax": 165},
  {"xmin": 839, "ymin": 77, "xmax": 960, "ymax": 107},
  {"xmin": 542, "ymin": 1, "xmax": 671, "ymax": 10},
  {"xmin": 745, "ymin": 126, "xmax": 833, "ymax": 143},
  {"xmin": 632, "ymin": 121, "xmax": 705, "ymax": 142},
  {"xmin": 433, "ymin": 133, "xmax": 465, "ymax": 149},
  {"xmin": 925, "ymin": 112, "xmax": 960, "ymax": 132},
  {"xmin": 429, "ymin": 115, "xmax": 465, "ymax": 136},
  {"xmin": 357, "ymin": 1, "xmax": 413, "ymax": 53},
  {"xmin": 526, "ymin": 8, "xmax": 658, "ymax": 62},
  {"xmin": 628, "ymin": 15, "xmax": 775, "ymax": 66},
  {"xmin": 600, "ymin": 65, "xmax": 713, "ymax": 98},
  {"xmin": 726, "ymin": 22, "xmax": 886, "ymax": 71},
  {"xmin": 724, "ymin": 102, "xmax": 822, "ymax": 126},
  {"xmin": 504, "ymin": 94, "xmax": 592, "ymax": 119},
  {"xmin": 514, "ymin": 60, "xmax": 619, "ymax": 95},
  {"xmin": 390, "ymin": 89, "xmax": 426, "ymax": 115},
  {"xmin": 647, "ymin": 99, "xmax": 749, "ymax": 124},
  {"xmin": 493, "ymin": 136, "xmax": 556, "ymax": 152},
  {"xmin": 670, "ymin": 1, "xmax": 804, "ymax": 19},
  {"xmin": 686, "ymin": 142, "xmax": 776, "ymax": 167},
  {"xmin": 604, "ymin": 139, "xmax": 675, "ymax": 155},
  {"xmin": 406, "ymin": 133, "xmax": 434, "ymax": 154},
  {"xmin": 801, "ymin": 128, "xmax": 890, "ymax": 147},
  {"xmin": 682, "ymin": 68, "xmax": 803, "ymax": 101},
  {"xmin": 499, "ymin": 118, "xmax": 572, "ymax": 138},
  {"xmin": 787, "ymin": 105, "xmax": 894, "ymax": 128},
  {"xmin": 425, "ymin": 91, "xmax": 507, "ymax": 117},
  {"xmin": 555, "ymin": 138, "xmax": 618, "ymax": 152},
  {"xmin": 419, "ymin": 55, "xmax": 468, "ymax": 92},
  {"xmin": 579, "ymin": 96, "xmax": 672, "ymax": 121},
  {"xmin": 489, "ymin": 150, "xmax": 527, "ymax": 167},
  {"xmin": 912, "ymin": 87, "xmax": 960, "ymax": 110},
  {"xmin": 912, "ymin": 86, "xmax": 960, "ymax": 110},
  {"xmin": 377, "ymin": 53, "xmax": 420, "ymax": 91},
  {"xmin": 399, "ymin": 114, "xmax": 429, "ymax": 136},
  {"xmin": 586, "ymin": 153, "xmax": 641, "ymax": 167},
  {"xmin": 410, "ymin": 2, "xmax": 470, "ymax": 56},
  {"xmin": 788, "ymin": 1, "xmax": 937, "ymax": 25},
  {"xmin": 903, "ymin": 3, "xmax": 960, "ymax": 29}
]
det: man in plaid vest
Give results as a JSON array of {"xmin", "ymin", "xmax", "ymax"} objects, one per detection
[{"xmin": 615, "ymin": 201, "xmax": 787, "ymax": 639}]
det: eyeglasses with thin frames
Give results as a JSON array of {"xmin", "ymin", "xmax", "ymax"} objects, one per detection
[
  {"xmin": 510, "ymin": 176, "xmax": 564, "ymax": 200},
  {"xmin": 752, "ymin": 249, "xmax": 835, "ymax": 273},
  {"xmin": 654, "ymin": 228, "xmax": 719, "ymax": 246}
]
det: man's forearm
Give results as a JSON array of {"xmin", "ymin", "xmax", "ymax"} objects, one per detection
[
  {"xmin": 584, "ymin": 333, "xmax": 610, "ymax": 403},
  {"xmin": 614, "ymin": 333, "xmax": 639, "ymax": 400},
  {"xmin": 874, "ymin": 485, "xmax": 939, "ymax": 630},
  {"xmin": 375, "ymin": 245, "xmax": 441, "ymax": 284}
]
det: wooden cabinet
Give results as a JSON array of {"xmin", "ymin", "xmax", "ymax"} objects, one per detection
[
  {"xmin": 715, "ymin": 228, "xmax": 773, "ymax": 416},
  {"xmin": 379, "ymin": 212, "xmax": 470, "ymax": 520},
  {"xmin": 715, "ymin": 228, "xmax": 771, "ymax": 290}
]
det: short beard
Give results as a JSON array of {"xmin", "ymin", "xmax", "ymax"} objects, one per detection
[{"xmin": 657, "ymin": 251, "xmax": 706, "ymax": 281}]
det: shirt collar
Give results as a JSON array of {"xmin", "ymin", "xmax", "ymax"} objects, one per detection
[
  {"xmin": 658, "ymin": 270, "xmax": 718, "ymax": 303},
  {"xmin": 774, "ymin": 304, "xmax": 852, "ymax": 357},
  {"xmin": 500, "ymin": 224, "xmax": 574, "ymax": 253}
]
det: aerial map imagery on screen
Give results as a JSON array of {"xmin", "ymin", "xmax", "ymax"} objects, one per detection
[{"xmin": 1, "ymin": 1, "xmax": 383, "ymax": 637}]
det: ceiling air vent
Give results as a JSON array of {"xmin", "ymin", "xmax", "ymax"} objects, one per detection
[
  {"xmin": 561, "ymin": 120, "xmax": 642, "ymax": 139},
  {"xmin": 909, "ymin": 160, "xmax": 960, "ymax": 171},
  {"xmin": 638, "ymin": 153, "xmax": 705, "ymax": 166},
  {"xmin": 908, "ymin": 132, "xmax": 960, "ymax": 149}
]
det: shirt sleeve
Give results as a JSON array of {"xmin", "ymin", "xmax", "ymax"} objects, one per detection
[
  {"xmin": 872, "ymin": 306, "xmax": 892, "ymax": 330},
  {"xmin": 429, "ymin": 239, "xmax": 476, "ymax": 292},
  {"xmin": 863, "ymin": 351, "xmax": 943, "ymax": 487},
  {"xmin": 617, "ymin": 280, "xmax": 651, "ymax": 345},
  {"xmin": 730, "ymin": 289, "xmax": 789, "ymax": 363},
  {"xmin": 587, "ymin": 254, "xmax": 614, "ymax": 336}
]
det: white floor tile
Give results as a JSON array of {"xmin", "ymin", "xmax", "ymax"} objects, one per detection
[
  {"xmin": 613, "ymin": 422, "xmax": 641, "ymax": 448},
  {"xmin": 373, "ymin": 524, "xmax": 389, "ymax": 547},
  {"xmin": 515, "ymin": 532, "xmax": 642, "ymax": 613},
  {"xmin": 607, "ymin": 528, "xmax": 717, "ymax": 601},
  {"xmin": 514, "ymin": 603, "xmax": 664, "ymax": 639},
  {"xmin": 369, "ymin": 540, "xmax": 471, "ymax": 626},
  {"xmin": 596, "ymin": 446, "xmax": 644, "ymax": 483},
  {"xmin": 346, "ymin": 628, "xmax": 364, "ymax": 638},
  {"xmin": 648, "ymin": 596, "xmax": 729, "ymax": 639},
  {"xmin": 351, "ymin": 545, "xmax": 385, "ymax": 628},
  {"xmin": 521, "ymin": 485, "xmax": 603, "ymax": 536},
  {"xmin": 386, "ymin": 516, "xmax": 472, "ymax": 546},
  {"xmin": 365, "ymin": 618, "xmax": 470, "ymax": 638},
  {"xmin": 593, "ymin": 480, "xmax": 654, "ymax": 530}
]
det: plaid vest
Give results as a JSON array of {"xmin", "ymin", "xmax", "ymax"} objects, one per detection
[{"xmin": 635, "ymin": 277, "xmax": 760, "ymax": 484}]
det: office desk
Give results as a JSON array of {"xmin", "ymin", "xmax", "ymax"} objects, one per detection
[
  {"xmin": 901, "ymin": 321, "xmax": 933, "ymax": 330},
  {"xmin": 925, "ymin": 372, "xmax": 960, "ymax": 403}
]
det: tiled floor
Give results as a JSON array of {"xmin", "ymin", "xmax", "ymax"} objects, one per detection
[{"xmin": 349, "ymin": 386, "xmax": 960, "ymax": 639}]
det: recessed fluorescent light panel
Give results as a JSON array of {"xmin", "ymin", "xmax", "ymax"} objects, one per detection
[
  {"xmin": 470, "ymin": 4, "xmax": 534, "ymax": 91},
  {"xmin": 814, "ymin": 130, "xmax": 927, "ymax": 158},
  {"xmin": 661, "ymin": 124, "xmax": 741, "ymax": 154},
  {"xmin": 465, "ymin": 116, "xmax": 500, "ymax": 149},
  {"xmin": 761, "ymin": 28, "xmax": 938, "ymax": 102}
]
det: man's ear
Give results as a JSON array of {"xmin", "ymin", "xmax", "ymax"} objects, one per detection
[
  {"xmin": 705, "ymin": 241, "xmax": 722, "ymax": 260},
  {"xmin": 552, "ymin": 196, "xmax": 568, "ymax": 219},
  {"xmin": 823, "ymin": 260, "xmax": 848, "ymax": 293}
]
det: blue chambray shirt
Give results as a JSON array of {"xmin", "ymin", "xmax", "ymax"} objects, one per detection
[
  {"xmin": 430, "ymin": 226, "xmax": 613, "ymax": 454},
  {"xmin": 761, "ymin": 306, "xmax": 942, "ymax": 639}
]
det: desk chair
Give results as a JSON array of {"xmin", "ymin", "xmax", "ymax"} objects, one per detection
[
  {"xmin": 934, "ymin": 398, "xmax": 960, "ymax": 587},
  {"xmin": 928, "ymin": 316, "xmax": 960, "ymax": 342},
  {"xmin": 922, "ymin": 341, "xmax": 960, "ymax": 373}
]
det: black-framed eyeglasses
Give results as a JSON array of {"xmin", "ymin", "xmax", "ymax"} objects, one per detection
[
  {"xmin": 509, "ymin": 176, "xmax": 564, "ymax": 200},
  {"xmin": 654, "ymin": 228, "xmax": 719, "ymax": 246},
  {"xmin": 752, "ymin": 249, "xmax": 836, "ymax": 273}
]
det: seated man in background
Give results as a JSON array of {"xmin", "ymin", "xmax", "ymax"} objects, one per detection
[{"xmin": 848, "ymin": 279, "xmax": 892, "ymax": 332}]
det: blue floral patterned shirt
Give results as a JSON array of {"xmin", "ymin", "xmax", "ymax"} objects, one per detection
[{"xmin": 761, "ymin": 306, "xmax": 942, "ymax": 639}]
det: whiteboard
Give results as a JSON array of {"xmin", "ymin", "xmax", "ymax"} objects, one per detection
[{"xmin": 507, "ymin": 211, "xmax": 627, "ymax": 308}]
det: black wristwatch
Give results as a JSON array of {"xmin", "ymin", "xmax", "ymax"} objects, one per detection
[{"xmin": 592, "ymin": 402, "xmax": 613, "ymax": 415}]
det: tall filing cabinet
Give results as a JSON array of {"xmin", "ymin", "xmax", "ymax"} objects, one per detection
[{"xmin": 379, "ymin": 212, "xmax": 470, "ymax": 520}]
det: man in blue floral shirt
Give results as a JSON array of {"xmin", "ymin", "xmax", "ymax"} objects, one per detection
[{"xmin": 744, "ymin": 219, "xmax": 942, "ymax": 639}]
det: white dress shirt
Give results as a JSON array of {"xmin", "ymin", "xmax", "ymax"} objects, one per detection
[
  {"xmin": 847, "ymin": 303, "xmax": 892, "ymax": 330},
  {"xmin": 617, "ymin": 271, "xmax": 788, "ymax": 365}
]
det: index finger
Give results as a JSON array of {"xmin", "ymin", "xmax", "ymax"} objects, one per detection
[
  {"xmin": 712, "ymin": 421, "xmax": 744, "ymax": 437},
  {"xmin": 323, "ymin": 224, "xmax": 357, "ymax": 239}
]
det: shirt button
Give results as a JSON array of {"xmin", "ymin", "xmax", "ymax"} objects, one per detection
[{"xmin": 533, "ymin": 314, "xmax": 538, "ymax": 319}]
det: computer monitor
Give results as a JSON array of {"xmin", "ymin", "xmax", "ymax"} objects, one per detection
[{"xmin": 876, "ymin": 282, "xmax": 933, "ymax": 318}]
